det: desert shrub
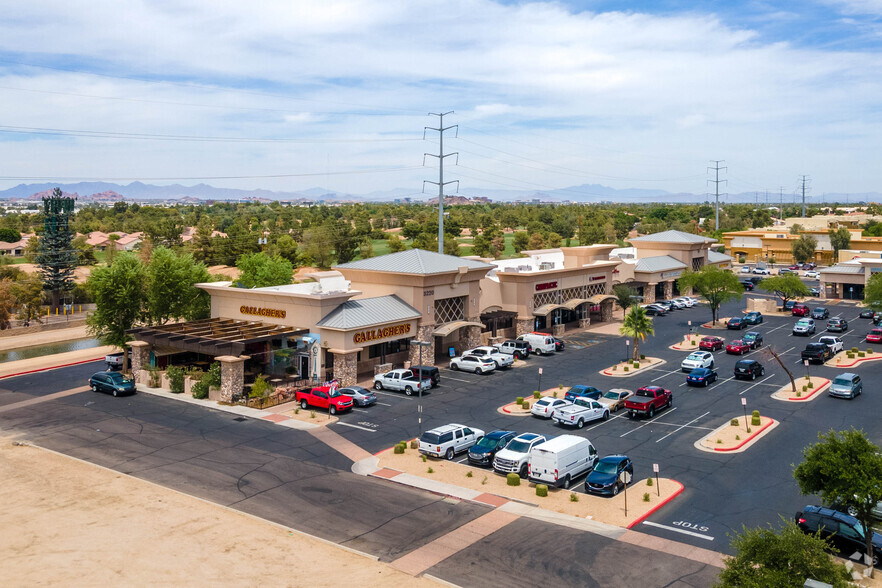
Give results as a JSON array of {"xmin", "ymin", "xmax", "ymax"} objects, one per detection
[
  {"xmin": 310, "ymin": 410, "xmax": 316, "ymax": 419},
  {"xmin": 410, "ymin": 439, "xmax": 418, "ymax": 449},
  {"xmin": 858, "ymin": 352, "xmax": 866, "ymax": 358},
  {"xmin": 570, "ymin": 493, "xmax": 579, "ymax": 502},
  {"xmin": 796, "ymin": 391, "xmax": 802, "ymax": 397},
  {"xmin": 421, "ymin": 454, "xmax": 427, "ymax": 462},
  {"xmin": 427, "ymin": 467, "xmax": 434, "ymax": 474},
  {"xmin": 559, "ymin": 384, "xmax": 563, "ymax": 389},
  {"xmin": 612, "ymin": 365, "xmax": 617, "ymax": 371},
  {"xmin": 751, "ymin": 411, "xmax": 761, "ymax": 426},
  {"xmin": 522, "ymin": 401, "xmax": 530, "ymax": 409},
  {"xmin": 147, "ymin": 367, "xmax": 161, "ymax": 388},
  {"xmin": 506, "ymin": 473, "xmax": 520, "ymax": 486},
  {"xmin": 516, "ymin": 396, "xmax": 524, "ymax": 405},
  {"xmin": 735, "ymin": 435, "xmax": 741, "ymax": 441},
  {"xmin": 847, "ymin": 352, "xmax": 855, "ymax": 359},
  {"xmin": 867, "ymin": 349, "xmax": 874, "ymax": 354},
  {"xmin": 553, "ymin": 391, "xmax": 558, "ymax": 397},
  {"xmin": 205, "ymin": 362, "xmax": 222, "ymax": 388},
  {"xmin": 536, "ymin": 484, "xmax": 548, "ymax": 497},
  {"xmin": 184, "ymin": 367, "xmax": 204, "ymax": 381},
  {"xmin": 646, "ymin": 478, "xmax": 653, "ymax": 487},
  {"xmin": 640, "ymin": 354, "xmax": 646, "ymax": 360},
  {"xmin": 191, "ymin": 380, "xmax": 209, "ymax": 399},
  {"xmin": 250, "ymin": 375, "xmax": 274, "ymax": 398},
  {"xmin": 166, "ymin": 365, "xmax": 185, "ymax": 394},
  {"xmin": 624, "ymin": 366, "xmax": 629, "ymax": 372},
  {"xmin": 730, "ymin": 418, "xmax": 739, "ymax": 426},
  {"xmin": 738, "ymin": 256, "xmax": 746, "ymax": 263},
  {"xmin": 294, "ymin": 408, "xmax": 300, "ymax": 414},
  {"xmin": 717, "ymin": 438, "xmax": 723, "ymax": 444},
  {"xmin": 466, "ymin": 471, "xmax": 473, "ymax": 478},
  {"xmin": 852, "ymin": 347, "xmax": 860, "ymax": 353},
  {"xmin": 533, "ymin": 390, "xmax": 540, "ymax": 399},
  {"xmin": 643, "ymin": 493, "xmax": 651, "ymax": 502},
  {"xmin": 393, "ymin": 444, "xmax": 405, "ymax": 454},
  {"xmin": 632, "ymin": 361, "xmax": 639, "ymax": 368},
  {"xmin": 481, "ymin": 476, "xmax": 487, "ymax": 485},
  {"xmin": 804, "ymin": 374, "xmax": 811, "ymax": 381}
]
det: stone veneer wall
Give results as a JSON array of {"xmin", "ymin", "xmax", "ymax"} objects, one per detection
[
  {"xmin": 217, "ymin": 356, "xmax": 245, "ymax": 403},
  {"xmin": 515, "ymin": 318, "xmax": 533, "ymax": 336},
  {"xmin": 333, "ymin": 352, "xmax": 358, "ymax": 387},
  {"xmin": 408, "ymin": 325, "xmax": 436, "ymax": 367},
  {"xmin": 463, "ymin": 324, "xmax": 482, "ymax": 349},
  {"xmin": 129, "ymin": 341, "xmax": 151, "ymax": 384}
]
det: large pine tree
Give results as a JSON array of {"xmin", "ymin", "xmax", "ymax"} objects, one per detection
[{"xmin": 36, "ymin": 188, "xmax": 77, "ymax": 309}]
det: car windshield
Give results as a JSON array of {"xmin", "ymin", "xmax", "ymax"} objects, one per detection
[
  {"xmin": 833, "ymin": 377, "xmax": 853, "ymax": 387},
  {"xmin": 687, "ymin": 353, "xmax": 704, "ymax": 360},
  {"xmin": 603, "ymin": 391, "xmax": 621, "ymax": 400},
  {"xmin": 797, "ymin": 320, "xmax": 810, "ymax": 326},
  {"xmin": 731, "ymin": 340, "xmax": 743, "ymax": 345},
  {"xmin": 421, "ymin": 432, "xmax": 441, "ymax": 444},
  {"xmin": 475, "ymin": 437, "xmax": 498, "ymax": 449},
  {"xmin": 505, "ymin": 440, "xmax": 531, "ymax": 453},
  {"xmin": 594, "ymin": 461, "xmax": 619, "ymax": 475},
  {"xmin": 107, "ymin": 373, "xmax": 132, "ymax": 384},
  {"xmin": 744, "ymin": 334, "xmax": 755, "ymax": 340}
]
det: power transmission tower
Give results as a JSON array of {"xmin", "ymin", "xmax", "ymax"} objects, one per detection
[
  {"xmin": 708, "ymin": 160, "xmax": 727, "ymax": 230},
  {"xmin": 779, "ymin": 187, "xmax": 784, "ymax": 219},
  {"xmin": 800, "ymin": 175, "xmax": 810, "ymax": 217},
  {"xmin": 423, "ymin": 112, "xmax": 458, "ymax": 254}
]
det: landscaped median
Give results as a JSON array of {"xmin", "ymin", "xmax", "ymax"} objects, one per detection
[
  {"xmin": 669, "ymin": 335, "xmax": 702, "ymax": 351},
  {"xmin": 770, "ymin": 376, "xmax": 830, "ymax": 402},
  {"xmin": 826, "ymin": 348, "xmax": 882, "ymax": 368},
  {"xmin": 700, "ymin": 318, "xmax": 731, "ymax": 330},
  {"xmin": 376, "ymin": 445, "xmax": 683, "ymax": 528},
  {"xmin": 498, "ymin": 386, "xmax": 568, "ymax": 416},
  {"xmin": 696, "ymin": 414, "xmax": 778, "ymax": 453},
  {"xmin": 599, "ymin": 357, "xmax": 665, "ymax": 377}
]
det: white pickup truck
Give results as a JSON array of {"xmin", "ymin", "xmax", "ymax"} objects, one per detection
[
  {"xmin": 552, "ymin": 397, "xmax": 610, "ymax": 429},
  {"xmin": 373, "ymin": 369, "xmax": 432, "ymax": 396},
  {"xmin": 462, "ymin": 346, "xmax": 514, "ymax": 368}
]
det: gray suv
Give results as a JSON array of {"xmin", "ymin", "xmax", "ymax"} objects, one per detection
[{"xmin": 829, "ymin": 373, "xmax": 862, "ymax": 399}]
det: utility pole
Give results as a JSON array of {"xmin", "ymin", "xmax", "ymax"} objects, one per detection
[
  {"xmin": 800, "ymin": 175, "xmax": 810, "ymax": 218},
  {"xmin": 423, "ymin": 112, "xmax": 458, "ymax": 254},
  {"xmin": 779, "ymin": 187, "xmax": 784, "ymax": 219},
  {"xmin": 708, "ymin": 160, "xmax": 727, "ymax": 230},
  {"xmin": 754, "ymin": 192, "xmax": 758, "ymax": 211}
]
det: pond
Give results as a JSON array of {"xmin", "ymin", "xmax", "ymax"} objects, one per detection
[{"xmin": 0, "ymin": 338, "xmax": 102, "ymax": 363}]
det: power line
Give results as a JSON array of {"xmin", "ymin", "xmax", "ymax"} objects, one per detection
[{"xmin": 0, "ymin": 166, "xmax": 423, "ymax": 182}]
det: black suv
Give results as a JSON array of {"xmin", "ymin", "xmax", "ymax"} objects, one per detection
[
  {"xmin": 410, "ymin": 365, "xmax": 440, "ymax": 388},
  {"xmin": 467, "ymin": 430, "xmax": 517, "ymax": 466},
  {"xmin": 733, "ymin": 359, "xmax": 764, "ymax": 380},
  {"xmin": 796, "ymin": 505, "xmax": 882, "ymax": 567}
]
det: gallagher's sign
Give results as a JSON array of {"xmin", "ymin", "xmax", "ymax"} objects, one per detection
[
  {"xmin": 240, "ymin": 305, "xmax": 286, "ymax": 319},
  {"xmin": 353, "ymin": 323, "xmax": 411, "ymax": 344}
]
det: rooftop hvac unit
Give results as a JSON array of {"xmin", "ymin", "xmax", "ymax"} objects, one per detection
[
  {"xmin": 539, "ymin": 262, "xmax": 555, "ymax": 270},
  {"xmin": 502, "ymin": 266, "xmax": 518, "ymax": 272},
  {"xmin": 517, "ymin": 265, "xmax": 532, "ymax": 272}
]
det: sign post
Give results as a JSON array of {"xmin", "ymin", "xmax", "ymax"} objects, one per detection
[
  {"xmin": 620, "ymin": 470, "xmax": 632, "ymax": 516},
  {"xmin": 741, "ymin": 397, "xmax": 748, "ymax": 433},
  {"xmin": 653, "ymin": 463, "xmax": 660, "ymax": 496},
  {"xmin": 804, "ymin": 359, "xmax": 810, "ymax": 381},
  {"xmin": 538, "ymin": 367, "xmax": 543, "ymax": 392},
  {"xmin": 625, "ymin": 338, "xmax": 631, "ymax": 363}
]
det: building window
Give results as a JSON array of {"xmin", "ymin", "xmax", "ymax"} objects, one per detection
[
  {"xmin": 434, "ymin": 296, "xmax": 466, "ymax": 324},
  {"xmin": 692, "ymin": 257, "xmax": 704, "ymax": 271},
  {"xmin": 368, "ymin": 339, "xmax": 410, "ymax": 359}
]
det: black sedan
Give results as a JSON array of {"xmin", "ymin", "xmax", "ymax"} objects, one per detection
[
  {"xmin": 686, "ymin": 368, "xmax": 718, "ymax": 387},
  {"xmin": 89, "ymin": 371, "xmax": 136, "ymax": 397},
  {"xmin": 553, "ymin": 337, "xmax": 565, "ymax": 352},
  {"xmin": 727, "ymin": 317, "xmax": 746, "ymax": 330},
  {"xmin": 584, "ymin": 455, "xmax": 634, "ymax": 496}
]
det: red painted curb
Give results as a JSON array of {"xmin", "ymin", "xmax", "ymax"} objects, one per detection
[
  {"xmin": 714, "ymin": 419, "xmax": 775, "ymax": 452},
  {"xmin": 787, "ymin": 379, "xmax": 830, "ymax": 401},
  {"xmin": 0, "ymin": 356, "xmax": 104, "ymax": 380},
  {"xmin": 829, "ymin": 355, "xmax": 882, "ymax": 368},
  {"xmin": 627, "ymin": 480, "xmax": 685, "ymax": 529}
]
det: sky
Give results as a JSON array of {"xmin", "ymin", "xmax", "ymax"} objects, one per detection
[{"xmin": 1, "ymin": 0, "xmax": 882, "ymax": 200}]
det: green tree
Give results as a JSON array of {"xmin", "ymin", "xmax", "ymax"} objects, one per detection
[
  {"xmin": 272, "ymin": 234, "xmax": 299, "ymax": 265},
  {"xmin": 401, "ymin": 221, "xmax": 423, "ymax": 240},
  {"xmin": 612, "ymin": 283, "xmax": 638, "ymax": 317},
  {"xmin": 715, "ymin": 520, "xmax": 850, "ymax": 587},
  {"xmin": 331, "ymin": 219, "xmax": 358, "ymax": 264},
  {"xmin": 619, "ymin": 305, "xmax": 654, "ymax": 361},
  {"xmin": 789, "ymin": 223, "xmax": 804, "ymax": 235},
  {"xmin": 191, "ymin": 217, "xmax": 216, "ymax": 263},
  {"xmin": 790, "ymin": 234, "xmax": 817, "ymax": 263},
  {"xmin": 472, "ymin": 234, "xmax": 491, "ymax": 258},
  {"xmin": 35, "ymin": 188, "xmax": 77, "ymax": 310},
  {"xmin": 677, "ymin": 265, "xmax": 743, "ymax": 325},
  {"xmin": 86, "ymin": 253, "xmax": 147, "ymax": 368},
  {"xmin": 301, "ymin": 227, "xmax": 336, "ymax": 268},
  {"xmin": 757, "ymin": 274, "xmax": 811, "ymax": 308},
  {"xmin": 387, "ymin": 234, "xmax": 406, "ymax": 253},
  {"xmin": 0, "ymin": 228, "xmax": 21, "ymax": 243},
  {"xmin": 71, "ymin": 235, "xmax": 97, "ymax": 266},
  {"xmin": 546, "ymin": 232, "xmax": 562, "ymax": 248},
  {"xmin": 794, "ymin": 428, "xmax": 882, "ymax": 575},
  {"xmin": 512, "ymin": 231, "xmax": 529, "ymax": 253},
  {"xmin": 829, "ymin": 226, "xmax": 851, "ymax": 260},
  {"xmin": 528, "ymin": 232, "xmax": 546, "ymax": 250},
  {"xmin": 358, "ymin": 236, "xmax": 374, "ymax": 259},
  {"xmin": 235, "ymin": 252, "xmax": 293, "ymax": 288},
  {"xmin": 0, "ymin": 279, "xmax": 14, "ymax": 329},
  {"xmin": 443, "ymin": 236, "xmax": 460, "ymax": 256},
  {"xmin": 144, "ymin": 247, "xmax": 211, "ymax": 325},
  {"xmin": 864, "ymin": 273, "xmax": 882, "ymax": 311},
  {"xmin": 12, "ymin": 273, "xmax": 44, "ymax": 326}
]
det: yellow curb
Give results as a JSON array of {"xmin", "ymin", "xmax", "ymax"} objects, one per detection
[{"xmin": 599, "ymin": 357, "xmax": 666, "ymax": 378}]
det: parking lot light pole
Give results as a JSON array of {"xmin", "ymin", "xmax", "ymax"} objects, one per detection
[{"xmin": 413, "ymin": 340, "xmax": 432, "ymax": 436}]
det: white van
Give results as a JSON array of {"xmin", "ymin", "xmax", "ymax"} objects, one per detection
[
  {"xmin": 528, "ymin": 435, "xmax": 597, "ymax": 489},
  {"xmin": 517, "ymin": 333, "xmax": 556, "ymax": 356}
]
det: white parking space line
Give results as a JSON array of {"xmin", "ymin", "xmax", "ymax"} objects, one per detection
[
  {"xmin": 642, "ymin": 521, "xmax": 715, "ymax": 541},
  {"xmin": 440, "ymin": 375, "xmax": 477, "ymax": 384},
  {"xmin": 656, "ymin": 411, "xmax": 710, "ymax": 442},
  {"xmin": 764, "ymin": 324, "xmax": 786, "ymax": 334},
  {"xmin": 717, "ymin": 376, "xmax": 735, "ymax": 385},
  {"xmin": 740, "ymin": 374, "xmax": 775, "ymax": 395},
  {"xmin": 372, "ymin": 390, "xmax": 413, "ymax": 400},
  {"xmin": 678, "ymin": 382, "xmax": 688, "ymax": 387},
  {"xmin": 351, "ymin": 408, "xmax": 371, "ymax": 413},
  {"xmin": 651, "ymin": 369, "xmax": 681, "ymax": 382},
  {"xmin": 334, "ymin": 422, "xmax": 378, "ymax": 433},
  {"xmin": 585, "ymin": 413, "xmax": 626, "ymax": 431},
  {"xmin": 455, "ymin": 457, "xmax": 468, "ymax": 464},
  {"xmin": 376, "ymin": 402, "xmax": 392, "ymax": 406},
  {"xmin": 781, "ymin": 346, "xmax": 795, "ymax": 355},
  {"xmin": 620, "ymin": 407, "xmax": 677, "ymax": 437}
]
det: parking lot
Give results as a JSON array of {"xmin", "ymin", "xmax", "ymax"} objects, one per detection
[{"xmin": 330, "ymin": 294, "xmax": 882, "ymax": 553}]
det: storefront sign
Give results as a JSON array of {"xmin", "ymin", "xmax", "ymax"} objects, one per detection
[
  {"xmin": 240, "ymin": 305, "xmax": 286, "ymax": 319},
  {"xmin": 535, "ymin": 281, "xmax": 558, "ymax": 291},
  {"xmin": 660, "ymin": 271, "xmax": 682, "ymax": 279},
  {"xmin": 589, "ymin": 275, "xmax": 605, "ymax": 282},
  {"xmin": 353, "ymin": 322, "xmax": 412, "ymax": 344}
]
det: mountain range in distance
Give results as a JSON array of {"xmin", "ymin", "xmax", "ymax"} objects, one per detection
[{"xmin": 0, "ymin": 181, "xmax": 876, "ymax": 205}]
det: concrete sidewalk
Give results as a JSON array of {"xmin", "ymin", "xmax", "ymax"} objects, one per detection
[
  {"xmin": 0, "ymin": 325, "xmax": 91, "ymax": 352},
  {"xmin": 0, "ymin": 346, "xmax": 114, "ymax": 379}
]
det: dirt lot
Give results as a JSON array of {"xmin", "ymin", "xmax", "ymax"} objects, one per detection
[{"xmin": 0, "ymin": 439, "xmax": 437, "ymax": 587}]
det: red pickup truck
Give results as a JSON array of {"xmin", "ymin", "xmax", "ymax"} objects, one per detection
[
  {"xmin": 295, "ymin": 386, "xmax": 353, "ymax": 415},
  {"xmin": 623, "ymin": 386, "xmax": 672, "ymax": 419}
]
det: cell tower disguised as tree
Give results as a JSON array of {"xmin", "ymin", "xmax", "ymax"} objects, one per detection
[{"xmin": 36, "ymin": 188, "xmax": 77, "ymax": 310}]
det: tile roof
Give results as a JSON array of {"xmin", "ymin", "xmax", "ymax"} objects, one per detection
[
  {"xmin": 335, "ymin": 248, "xmax": 493, "ymax": 275},
  {"xmin": 630, "ymin": 230, "xmax": 716, "ymax": 244},
  {"xmin": 821, "ymin": 265, "xmax": 865, "ymax": 275},
  {"xmin": 316, "ymin": 295, "xmax": 421, "ymax": 330},
  {"xmin": 634, "ymin": 255, "xmax": 688, "ymax": 273}
]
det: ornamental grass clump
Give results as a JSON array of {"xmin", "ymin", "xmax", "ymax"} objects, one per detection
[{"xmin": 751, "ymin": 410, "xmax": 761, "ymax": 426}]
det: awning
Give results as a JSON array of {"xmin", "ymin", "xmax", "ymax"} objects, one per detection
[
  {"xmin": 432, "ymin": 320, "xmax": 484, "ymax": 337},
  {"xmin": 588, "ymin": 294, "xmax": 617, "ymax": 304},
  {"xmin": 533, "ymin": 304, "xmax": 567, "ymax": 316},
  {"xmin": 562, "ymin": 298, "xmax": 590, "ymax": 310}
]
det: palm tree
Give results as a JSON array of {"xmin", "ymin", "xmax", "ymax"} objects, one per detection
[{"xmin": 620, "ymin": 305, "xmax": 654, "ymax": 361}]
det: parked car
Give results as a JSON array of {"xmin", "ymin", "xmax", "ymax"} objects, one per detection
[
  {"xmin": 681, "ymin": 351, "xmax": 715, "ymax": 372},
  {"xmin": 801, "ymin": 342, "xmax": 833, "ymax": 364},
  {"xmin": 753, "ymin": 267, "xmax": 771, "ymax": 275},
  {"xmin": 686, "ymin": 367, "xmax": 718, "ymax": 387},
  {"xmin": 623, "ymin": 386, "xmax": 672, "ymax": 419},
  {"xmin": 749, "ymin": 276, "xmax": 764, "ymax": 285},
  {"xmin": 742, "ymin": 331, "xmax": 763, "ymax": 349},
  {"xmin": 674, "ymin": 297, "xmax": 695, "ymax": 308},
  {"xmin": 734, "ymin": 359, "xmax": 765, "ymax": 380},
  {"xmin": 517, "ymin": 333, "xmax": 556, "ymax": 355},
  {"xmin": 641, "ymin": 304, "xmax": 666, "ymax": 316},
  {"xmin": 528, "ymin": 435, "xmax": 597, "ymax": 489},
  {"xmin": 743, "ymin": 311, "xmax": 763, "ymax": 325},
  {"xmin": 493, "ymin": 432, "xmax": 547, "ymax": 478},
  {"xmin": 818, "ymin": 336, "xmax": 844, "ymax": 354},
  {"xmin": 809, "ymin": 287, "xmax": 821, "ymax": 296},
  {"xmin": 792, "ymin": 318, "xmax": 816, "ymax": 336},
  {"xmin": 373, "ymin": 369, "xmax": 432, "ymax": 395},
  {"xmin": 527, "ymin": 332, "xmax": 565, "ymax": 352},
  {"xmin": 494, "ymin": 340, "xmax": 531, "ymax": 359},
  {"xmin": 788, "ymin": 264, "xmax": 800, "ymax": 270},
  {"xmin": 868, "ymin": 328, "xmax": 882, "ymax": 344},
  {"xmin": 860, "ymin": 308, "xmax": 876, "ymax": 319},
  {"xmin": 89, "ymin": 371, "xmax": 136, "ymax": 397},
  {"xmin": 783, "ymin": 300, "xmax": 797, "ymax": 312},
  {"xmin": 409, "ymin": 365, "xmax": 440, "ymax": 388},
  {"xmin": 467, "ymin": 430, "xmax": 517, "ymax": 466},
  {"xmin": 667, "ymin": 299, "xmax": 686, "ymax": 309},
  {"xmin": 450, "ymin": 354, "xmax": 496, "ymax": 374},
  {"xmin": 727, "ymin": 317, "xmax": 746, "ymax": 330},
  {"xmin": 531, "ymin": 396, "xmax": 572, "ymax": 418},
  {"xmin": 791, "ymin": 303, "xmax": 810, "ymax": 317},
  {"xmin": 726, "ymin": 339, "xmax": 751, "ymax": 355},
  {"xmin": 829, "ymin": 373, "xmax": 863, "ymax": 400},
  {"xmin": 584, "ymin": 455, "xmax": 633, "ymax": 496},
  {"xmin": 740, "ymin": 280, "xmax": 755, "ymax": 290},
  {"xmin": 552, "ymin": 397, "xmax": 609, "ymax": 428},
  {"xmin": 296, "ymin": 386, "xmax": 354, "ymax": 414},
  {"xmin": 804, "ymin": 270, "xmax": 820, "ymax": 279},
  {"xmin": 741, "ymin": 265, "xmax": 752, "ymax": 273},
  {"xmin": 826, "ymin": 317, "xmax": 848, "ymax": 333},
  {"xmin": 419, "ymin": 424, "xmax": 485, "ymax": 460},
  {"xmin": 462, "ymin": 346, "xmax": 514, "ymax": 369},
  {"xmin": 563, "ymin": 385, "xmax": 603, "ymax": 403},
  {"xmin": 795, "ymin": 506, "xmax": 882, "ymax": 567},
  {"xmin": 699, "ymin": 336, "xmax": 725, "ymax": 351},
  {"xmin": 104, "ymin": 352, "xmax": 124, "ymax": 371},
  {"xmin": 654, "ymin": 300, "xmax": 675, "ymax": 312},
  {"xmin": 778, "ymin": 268, "xmax": 794, "ymax": 275},
  {"xmin": 597, "ymin": 389, "xmax": 633, "ymax": 413},
  {"xmin": 812, "ymin": 307, "xmax": 829, "ymax": 320},
  {"xmin": 338, "ymin": 386, "xmax": 377, "ymax": 407}
]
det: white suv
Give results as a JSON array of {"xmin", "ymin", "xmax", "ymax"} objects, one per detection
[
  {"xmin": 449, "ymin": 354, "xmax": 496, "ymax": 374},
  {"xmin": 493, "ymin": 432, "xmax": 547, "ymax": 478},
  {"xmin": 680, "ymin": 351, "xmax": 714, "ymax": 372},
  {"xmin": 419, "ymin": 424, "xmax": 485, "ymax": 460},
  {"xmin": 462, "ymin": 346, "xmax": 514, "ymax": 369}
]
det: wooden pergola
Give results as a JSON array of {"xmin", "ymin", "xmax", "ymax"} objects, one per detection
[{"xmin": 128, "ymin": 318, "xmax": 309, "ymax": 357}]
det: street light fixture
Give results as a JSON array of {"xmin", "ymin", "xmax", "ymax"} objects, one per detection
[{"xmin": 412, "ymin": 340, "xmax": 432, "ymax": 435}]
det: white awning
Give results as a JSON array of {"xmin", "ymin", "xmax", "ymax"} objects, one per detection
[
  {"xmin": 432, "ymin": 320, "xmax": 484, "ymax": 337},
  {"xmin": 533, "ymin": 304, "xmax": 567, "ymax": 316}
]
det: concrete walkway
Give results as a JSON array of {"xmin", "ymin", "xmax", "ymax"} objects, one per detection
[
  {"xmin": 0, "ymin": 325, "xmax": 91, "ymax": 352},
  {"xmin": 0, "ymin": 346, "xmax": 115, "ymax": 379}
]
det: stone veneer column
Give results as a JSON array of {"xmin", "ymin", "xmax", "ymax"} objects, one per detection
[
  {"xmin": 332, "ymin": 350, "xmax": 359, "ymax": 387},
  {"xmin": 600, "ymin": 300, "xmax": 614, "ymax": 322},
  {"xmin": 643, "ymin": 284, "xmax": 657, "ymax": 304},
  {"xmin": 216, "ymin": 355, "xmax": 246, "ymax": 403},
  {"xmin": 129, "ymin": 340, "xmax": 151, "ymax": 383},
  {"xmin": 463, "ymin": 324, "xmax": 482, "ymax": 349},
  {"xmin": 408, "ymin": 325, "xmax": 436, "ymax": 367},
  {"xmin": 663, "ymin": 281, "xmax": 674, "ymax": 300},
  {"xmin": 515, "ymin": 317, "xmax": 533, "ymax": 336},
  {"xmin": 819, "ymin": 281, "xmax": 826, "ymax": 300}
]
